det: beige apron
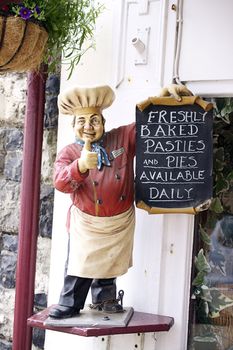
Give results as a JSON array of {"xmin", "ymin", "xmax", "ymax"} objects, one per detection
[{"xmin": 67, "ymin": 206, "xmax": 135, "ymax": 278}]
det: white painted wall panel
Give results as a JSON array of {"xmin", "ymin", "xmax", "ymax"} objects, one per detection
[
  {"xmin": 120, "ymin": 0, "xmax": 162, "ymax": 86},
  {"xmin": 179, "ymin": 0, "xmax": 233, "ymax": 82},
  {"xmin": 155, "ymin": 214, "xmax": 194, "ymax": 350}
]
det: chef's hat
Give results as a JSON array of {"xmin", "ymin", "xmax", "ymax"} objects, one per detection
[{"xmin": 58, "ymin": 85, "xmax": 115, "ymax": 116}]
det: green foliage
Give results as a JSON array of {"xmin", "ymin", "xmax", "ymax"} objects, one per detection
[
  {"xmin": 194, "ymin": 249, "xmax": 211, "ymax": 278},
  {"xmin": 210, "ymin": 98, "xmax": 233, "ymax": 214},
  {"xmin": 1, "ymin": 0, "xmax": 103, "ymax": 76},
  {"xmin": 199, "ymin": 225, "xmax": 211, "ymax": 246},
  {"xmin": 192, "ymin": 96, "xmax": 233, "ymax": 348},
  {"xmin": 209, "ymin": 197, "xmax": 223, "ymax": 214},
  {"xmin": 208, "ymin": 288, "xmax": 233, "ymax": 318},
  {"xmin": 43, "ymin": 0, "xmax": 103, "ymax": 77},
  {"xmin": 192, "ymin": 96, "xmax": 233, "ymax": 329},
  {"xmin": 208, "ymin": 249, "xmax": 226, "ymax": 275},
  {"xmin": 214, "ymin": 97, "xmax": 233, "ymax": 124},
  {"xmin": 192, "ymin": 248, "xmax": 233, "ymax": 320}
]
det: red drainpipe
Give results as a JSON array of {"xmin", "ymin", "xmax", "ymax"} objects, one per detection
[
  {"xmin": 0, "ymin": 0, "xmax": 21, "ymax": 4},
  {"xmin": 12, "ymin": 69, "xmax": 47, "ymax": 350}
]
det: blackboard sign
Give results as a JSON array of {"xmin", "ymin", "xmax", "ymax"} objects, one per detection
[{"xmin": 135, "ymin": 96, "xmax": 213, "ymax": 214}]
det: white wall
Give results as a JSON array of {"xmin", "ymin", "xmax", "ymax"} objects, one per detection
[{"xmin": 171, "ymin": 0, "xmax": 233, "ymax": 96}]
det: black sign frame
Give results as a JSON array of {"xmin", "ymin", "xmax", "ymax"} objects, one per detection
[{"xmin": 135, "ymin": 96, "xmax": 213, "ymax": 214}]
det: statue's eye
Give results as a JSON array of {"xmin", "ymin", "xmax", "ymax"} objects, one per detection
[
  {"xmin": 91, "ymin": 117, "xmax": 101, "ymax": 126},
  {"xmin": 76, "ymin": 118, "xmax": 85, "ymax": 126}
]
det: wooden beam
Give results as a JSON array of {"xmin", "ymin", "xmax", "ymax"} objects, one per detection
[{"xmin": 12, "ymin": 69, "xmax": 47, "ymax": 350}]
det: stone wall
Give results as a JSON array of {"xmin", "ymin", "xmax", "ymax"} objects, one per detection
[{"xmin": 0, "ymin": 72, "xmax": 59, "ymax": 349}]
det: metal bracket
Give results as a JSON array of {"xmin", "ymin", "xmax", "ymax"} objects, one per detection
[
  {"xmin": 138, "ymin": 0, "xmax": 149, "ymax": 15},
  {"xmin": 132, "ymin": 27, "xmax": 150, "ymax": 65},
  {"xmin": 93, "ymin": 336, "xmax": 111, "ymax": 350},
  {"xmin": 134, "ymin": 333, "xmax": 145, "ymax": 350}
]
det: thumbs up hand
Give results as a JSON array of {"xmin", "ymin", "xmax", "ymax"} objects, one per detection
[{"xmin": 78, "ymin": 139, "xmax": 98, "ymax": 173}]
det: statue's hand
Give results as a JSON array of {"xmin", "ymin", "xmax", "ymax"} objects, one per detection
[
  {"xmin": 158, "ymin": 83, "xmax": 193, "ymax": 101},
  {"xmin": 78, "ymin": 139, "xmax": 98, "ymax": 173}
]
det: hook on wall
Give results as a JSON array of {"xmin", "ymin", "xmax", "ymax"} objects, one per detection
[
  {"xmin": 132, "ymin": 37, "xmax": 145, "ymax": 54},
  {"xmin": 131, "ymin": 27, "xmax": 150, "ymax": 65}
]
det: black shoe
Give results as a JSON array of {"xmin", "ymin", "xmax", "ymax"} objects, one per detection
[
  {"xmin": 103, "ymin": 290, "xmax": 124, "ymax": 313},
  {"xmin": 89, "ymin": 300, "xmax": 124, "ymax": 313},
  {"xmin": 102, "ymin": 300, "xmax": 124, "ymax": 313},
  {"xmin": 49, "ymin": 305, "xmax": 80, "ymax": 319}
]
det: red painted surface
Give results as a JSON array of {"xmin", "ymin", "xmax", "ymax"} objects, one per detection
[
  {"xmin": 27, "ymin": 306, "xmax": 174, "ymax": 337},
  {"xmin": 12, "ymin": 70, "xmax": 47, "ymax": 350},
  {"xmin": 0, "ymin": 0, "xmax": 21, "ymax": 5}
]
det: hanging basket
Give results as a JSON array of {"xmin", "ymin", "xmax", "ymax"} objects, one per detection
[{"xmin": 0, "ymin": 15, "xmax": 48, "ymax": 73}]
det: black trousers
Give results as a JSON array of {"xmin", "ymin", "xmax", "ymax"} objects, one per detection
[{"xmin": 59, "ymin": 275, "xmax": 117, "ymax": 309}]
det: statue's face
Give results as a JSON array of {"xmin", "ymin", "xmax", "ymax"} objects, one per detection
[{"xmin": 74, "ymin": 113, "xmax": 104, "ymax": 142}]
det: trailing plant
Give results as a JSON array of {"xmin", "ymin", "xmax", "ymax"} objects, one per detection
[
  {"xmin": 192, "ymin": 248, "xmax": 233, "ymax": 322},
  {"xmin": 210, "ymin": 98, "xmax": 233, "ymax": 217},
  {"xmin": 190, "ymin": 98, "xmax": 233, "ymax": 348},
  {"xmin": 0, "ymin": 0, "xmax": 103, "ymax": 77}
]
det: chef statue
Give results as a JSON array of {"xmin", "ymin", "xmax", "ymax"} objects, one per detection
[{"xmin": 49, "ymin": 84, "xmax": 191, "ymax": 319}]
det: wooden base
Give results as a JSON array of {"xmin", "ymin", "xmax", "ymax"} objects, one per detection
[{"xmin": 27, "ymin": 306, "xmax": 174, "ymax": 337}]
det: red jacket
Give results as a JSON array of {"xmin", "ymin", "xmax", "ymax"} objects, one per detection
[{"xmin": 54, "ymin": 123, "xmax": 136, "ymax": 220}]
